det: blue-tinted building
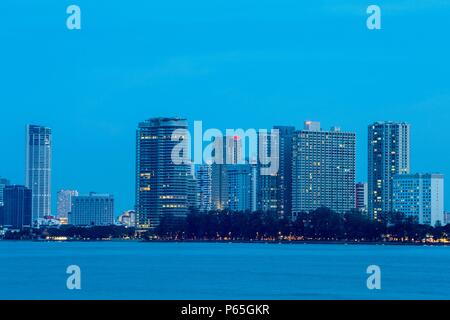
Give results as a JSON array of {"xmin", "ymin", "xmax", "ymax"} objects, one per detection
[
  {"xmin": 69, "ymin": 192, "xmax": 114, "ymax": 226},
  {"xmin": 227, "ymin": 164, "xmax": 252, "ymax": 212},
  {"xmin": 26, "ymin": 124, "xmax": 52, "ymax": 222},
  {"xmin": 368, "ymin": 122, "xmax": 410, "ymax": 220},
  {"xmin": 1, "ymin": 185, "xmax": 32, "ymax": 229},
  {"xmin": 135, "ymin": 118, "xmax": 190, "ymax": 228},
  {"xmin": 258, "ymin": 126, "xmax": 295, "ymax": 218},
  {"xmin": 0, "ymin": 178, "xmax": 10, "ymax": 207},
  {"xmin": 196, "ymin": 164, "xmax": 213, "ymax": 213},
  {"xmin": 393, "ymin": 173, "xmax": 444, "ymax": 226}
]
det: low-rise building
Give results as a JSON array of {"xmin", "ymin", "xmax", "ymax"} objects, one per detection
[
  {"xmin": 393, "ymin": 173, "xmax": 444, "ymax": 226},
  {"xmin": 69, "ymin": 192, "xmax": 114, "ymax": 226}
]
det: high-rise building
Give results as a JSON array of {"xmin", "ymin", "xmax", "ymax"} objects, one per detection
[
  {"xmin": 355, "ymin": 182, "xmax": 368, "ymax": 213},
  {"xmin": 196, "ymin": 164, "xmax": 213, "ymax": 213},
  {"xmin": 135, "ymin": 118, "xmax": 190, "ymax": 228},
  {"xmin": 258, "ymin": 174, "xmax": 278, "ymax": 212},
  {"xmin": 0, "ymin": 178, "xmax": 10, "ymax": 207},
  {"xmin": 292, "ymin": 121, "xmax": 356, "ymax": 217},
  {"xmin": 211, "ymin": 136, "xmax": 243, "ymax": 211},
  {"xmin": 1, "ymin": 185, "xmax": 32, "ymax": 229},
  {"xmin": 368, "ymin": 122, "xmax": 410, "ymax": 220},
  {"xmin": 57, "ymin": 189, "xmax": 79, "ymax": 221},
  {"xmin": 211, "ymin": 163, "xmax": 229, "ymax": 211},
  {"xmin": 257, "ymin": 126, "xmax": 294, "ymax": 218},
  {"xmin": 258, "ymin": 131, "xmax": 278, "ymax": 213},
  {"xmin": 209, "ymin": 135, "xmax": 261, "ymax": 213},
  {"xmin": 25, "ymin": 124, "xmax": 52, "ymax": 222},
  {"xmin": 274, "ymin": 126, "xmax": 295, "ymax": 218},
  {"xmin": 227, "ymin": 164, "xmax": 252, "ymax": 212},
  {"xmin": 393, "ymin": 173, "xmax": 444, "ymax": 226},
  {"xmin": 69, "ymin": 192, "xmax": 114, "ymax": 226},
  {"xmin": 225, "ymin": 136, "xmax": 244, "ymax": 165}
]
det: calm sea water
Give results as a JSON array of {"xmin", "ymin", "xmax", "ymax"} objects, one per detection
[{"xmin": 0, "ymin": 241, "xmax": 449, "ymax": 300}]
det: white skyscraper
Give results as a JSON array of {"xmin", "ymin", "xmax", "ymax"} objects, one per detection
[
  {"xmin": 393, "ymin": 173, "xmax": 444, "ymax": 226},
  {"xmin": 26, "ymin": 124, "xmax": 52, "ymax": 222}
]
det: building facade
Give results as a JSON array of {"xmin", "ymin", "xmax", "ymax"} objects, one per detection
[
  {"xmin": 274, "ymin": 126, "xmax": 295, "ymax": 218},
  {"xmin": 368, "ymin": 122, "xmax": 410, "ymax": 220},
  {"xmin": 355, "ymin": 182, "xmax": 368, "ymax": 213},
  {"xmin": 0, "ymin": 178, "xmax": 10, "ymax": 207},
  {"xmin": 211, "ymin": 136, "xmax": 243, "ymax": 211},
  {"xmin": 69, "ymin": 193, "xmax": 114, "ymax": 226},
  {"xmin": 1, "ymin": 185, "xmax": 32, "ymax": 229},
  {"xmin": 445, "ymin": 212, "xmax": 450, "ymax": 226},
  {"xmin": 292, "ymin": 121, "xmax": 356, "ymax": 217},
  {"xmin": 196, "ymin": 164, "xmax": 213, "ymax": 213},
  {"xmin": 258, "ymin": 130, "xmax": 278, "ymax": 213},
  {"xmin": 117, "ymin": 210, "xmax": 136, "ymax": 228},
  {"xmin": 187, "ymin": 173, "xmax": 199, "ymax": 211},
  {"xmin": 227, "ymin": 164, "xmax": 252, "ymax": 212},
  {"xmin": 393, "ymin": 173, "xmax": 444, "ymax": 226},
  {"xmin": 57, "ymin": 189, "xmax": 79, "ymax": 222},
  {"xmin": 25, "ymin": 124, "xmax": 52, "ymax": 222},
  {"xmin": 135, "ymin": 118, "xmax": 190, "ymax": 228}
]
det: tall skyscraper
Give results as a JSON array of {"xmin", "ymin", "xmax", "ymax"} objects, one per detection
[
  {"xmin": 0, "ymin": 178, "xmax": 10, "ymax": 207},
  {"xmin": 355, "ymin": 182, "xmax": 368, "ymax": 213},
  {"xmin": 1, "ymin": 185, "xmax": 32, "ymax": 229},
  {"xmin": 258, "ymin": 131, "xmax": 278, "ymax": 213},
  {"xmin": 274, "ymin": 126, "xmax": 295, "ymax": 218},
  {"xmin": 57, "ymin": 189, "xmax": 79, "ymax": 222},
  {"xmin": 292, "ymin": 121, "xmax": 356, "ymax": 217},
  {"xmin": 135, "ymin": 118, "xmax": 190, "ymax": 228},
  {"xmin": 393, "ymin": 173, "xmax": 444, "ymax": 226},
  {"xmin": 211, "ymin": 136, "xmax": 243, "ymax": 211},
  {"xmin": 257, "ymin": 126, "xmax": 294, "ymax": 218},
  {"xmin": 26, "ymin": 124, "xmax": 52, "ymax": 222},
  {"xmin": 69, "ymin": 192, "xmax": 114, "ymax": 226},
  {"xmin": 368, "ymin": 122, "xmax": 410, "ymax": 220}
]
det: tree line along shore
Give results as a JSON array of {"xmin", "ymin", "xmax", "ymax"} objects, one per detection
[{"xmin": 2, "ymin": 208, "xmax": 450, "ymax": 244}]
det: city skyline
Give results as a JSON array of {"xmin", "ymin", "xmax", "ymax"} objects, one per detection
[
  {"xmin": 0, "ymin": 116, "xmax": 447, "ymax": 221},
  {"xmin": 1, "ymin": 0, "xmax": 450, "ymax": 304}
]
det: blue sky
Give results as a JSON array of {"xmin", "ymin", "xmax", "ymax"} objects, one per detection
[{"xmin": 1, "ymin": 0, "xmax": 449, "ymax": 214}]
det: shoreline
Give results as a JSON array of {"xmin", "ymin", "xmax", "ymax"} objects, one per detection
[
  {"xmin": 1, "ymin": 238, "xmax": 449, "ymax": 246},
  {"xmin": 142, "ymin": 239, "xmax": 450, "ymax": 246}
]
